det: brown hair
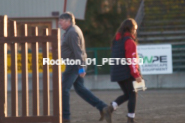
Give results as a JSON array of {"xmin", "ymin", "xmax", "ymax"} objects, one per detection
[{"xmin": 111, "ymin": 18, "xmax": 138, "ymax": 45}]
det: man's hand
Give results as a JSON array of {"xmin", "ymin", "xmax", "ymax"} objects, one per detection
[
  {"xmin": 135, "ymin": 77, "xmax": 142, "ymax": 83},
  {"xmin": 79, "ymin": 72, "xmax": 86, "ymax": 78},
  {"xmin": 79, "ymin": 68, "xmax": 86, "ymax": 77}
]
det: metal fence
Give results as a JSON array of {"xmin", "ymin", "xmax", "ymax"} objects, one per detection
[{"xmin": 86, "ymin": 44, "xmax": 185, "ymax": 75}]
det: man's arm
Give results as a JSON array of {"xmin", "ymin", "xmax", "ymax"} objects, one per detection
[{"xmin": 68, "ymin": 31, "xmax": 86, "ymax": 77}]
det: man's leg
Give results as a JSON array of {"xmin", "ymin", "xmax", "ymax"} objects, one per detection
[
  {"xmin": 73, "ymin": 76, "xmax": 107, "ymax": 112},
  {"xmin": 62, "ymin": 66, "xmax": 78, "ymax": 120}
]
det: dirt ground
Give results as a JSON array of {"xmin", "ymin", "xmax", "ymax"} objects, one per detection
[
  {"xmin": 69, "ymin": 89, "xmax": 185, "ymax": 123},
  {"xmin": 7, "ymin": 89, "xmax": 185, "ymax": 123}
]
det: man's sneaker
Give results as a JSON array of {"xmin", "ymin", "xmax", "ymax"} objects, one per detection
[
  {"xmin": 127, "ymin": 117, "xmax": 137, "ymax": 123},
  {"xmin": 63, "ymin": 119, "xmax": 71, "ymax": 123},
  {"xmin": 102, "ymin": 106, "xmax": 114, "ymax": 123}
]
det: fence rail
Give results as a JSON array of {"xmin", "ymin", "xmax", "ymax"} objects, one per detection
[{"xmin": 0, "ymin": 15, "xmax": 62, "ymax": 123}]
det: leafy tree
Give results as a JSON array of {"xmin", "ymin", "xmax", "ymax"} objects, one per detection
[
  {"xmin": 76, "ymin": 0, "xmax": 141, "ymax": 47},
  {"xmin": 76, "ymin": 0, "xmax": 126, "ymax": 47}
]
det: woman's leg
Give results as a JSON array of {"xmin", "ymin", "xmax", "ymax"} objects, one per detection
[
  {"xmin": 125, "ymin": 77, "xmax": 137, "ymax": 113},
  {"xmin": 112, "ymin": 77, "xmax": 137, "ymax": 115},
  {"xmin": 110, "ymin": 79, "xmax": 131, "ymax": 111},
  {"xmin": 123, "ymin": 77, "xmax": 137, "ymax": 119},
  {"xmin": 114, "ymin": 81, "xmax": 129, "ymax": 106}
]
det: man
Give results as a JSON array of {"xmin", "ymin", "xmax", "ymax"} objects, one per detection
[{"xmin": 59, "ymin": 12, "xmax": 111, "ymax": 123}]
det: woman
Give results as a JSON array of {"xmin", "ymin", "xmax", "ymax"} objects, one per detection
[{"xmin": 104, "ymin": 18, "xmax": 142, "ymax": 123}]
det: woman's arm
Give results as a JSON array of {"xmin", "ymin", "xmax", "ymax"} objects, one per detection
[{"xmin": 125, "ymin": 39, "xmax": 141, "ymax": 79}]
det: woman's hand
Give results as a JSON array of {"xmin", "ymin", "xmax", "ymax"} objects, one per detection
[{"xmin": 135, "ymin": 77, "xmax": 142, "ymax": 83}]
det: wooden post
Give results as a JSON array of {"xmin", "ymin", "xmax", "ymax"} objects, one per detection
[
  {"xmin": 63, "ymin": 0, "xmax": 67, "ymax": 12},
  {"xmin": 9, "ymin": 20, "xmax": 18, "ymax": 117},
  {"xmin": 52, "ymin": 29, "xmax": 62, "ymax": 123},
  {"xmin": 42, "ymin": 28, "xmax": 50, "ymax": 115},
  {"xmin": 0, "ymin": 15, "xmax": 8, "ymax": 122},
  {"xmin": 31, "ymin": 27, "xmax": 40, "ymax": 116},
  {"xmin": 20, "ymin": 24, "xmax": 29, "ymax": 116},
  {"xmin": 0, "ymin": 16, "xmax": 62, "ymax": 123}
]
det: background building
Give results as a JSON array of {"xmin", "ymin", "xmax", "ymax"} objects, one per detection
[{"xmin": 0, "ymin": 0, "xmax": 87, "ymax": 50}]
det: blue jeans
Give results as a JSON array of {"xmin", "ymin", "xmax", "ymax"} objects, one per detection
[{"xmin": 62, "ymin": 65, "xmax": 107, "ymax": 120}]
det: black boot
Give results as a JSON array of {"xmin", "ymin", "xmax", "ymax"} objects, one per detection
[
  {"xmin": 102, "ymin": 106, "xmax": 114, "ymax": 123},
  {"xmin": 127, "ymin": 117, "xmax": 137, "ymax": 123}
]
